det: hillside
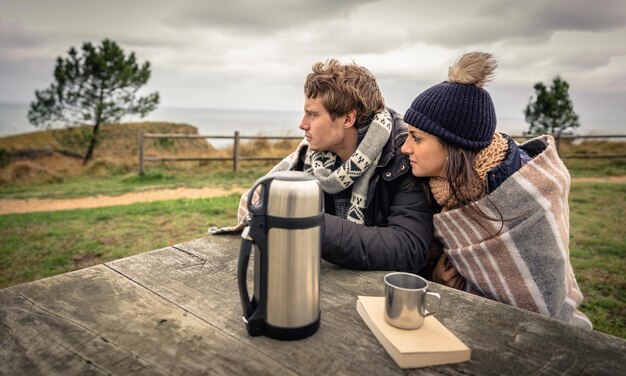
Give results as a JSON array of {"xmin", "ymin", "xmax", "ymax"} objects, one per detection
[{"xmin": 0, "ymin": 122, "xmax": 215, "ymax": 184}]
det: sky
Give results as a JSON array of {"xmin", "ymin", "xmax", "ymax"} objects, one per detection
[{"xmin": 1, "ymin": 0, "xmax": 626, "ymax": 125}]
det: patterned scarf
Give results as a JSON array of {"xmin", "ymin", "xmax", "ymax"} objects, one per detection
[
  {"xmin": 303, "ymin": 109, "xmax": 393, "ymax": 223},
  {"xmin": 208, "ymin": 109, "xmax": 392, "ymax": 234}
]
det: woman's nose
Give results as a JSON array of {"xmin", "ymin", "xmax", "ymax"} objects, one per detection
[{"xmin": 400, "ymin": 138, "xmax": 411, "ymax": 155}]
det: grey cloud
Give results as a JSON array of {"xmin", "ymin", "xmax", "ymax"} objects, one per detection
[
  {"xmin": 0, "ymin": 20, "xmax": 182, "ymax": 62},
  {"xmin": 514, "ymin": 0, "xmax": 626, "ymax": 32},
  {"xmin": 0, "ymin": 57, "xmax": 55, "ymax": 103},
  {"xmin": 554, "ymin": 52, "xmax": 618, "ymax": 70},
  {"xmin": 289, "ymin": 22, "xmax": 407, "ymax": 56},
  {"xmin": 421, "ymin": 0, "xmax": 626, "ymax": 47},
  {"xmin": 164, "ymin": 0, "xmax": 379, "ymax": 34},
  {"xmin": 0, "ymin": 21, "xmax": 50, "ymax": 49}
]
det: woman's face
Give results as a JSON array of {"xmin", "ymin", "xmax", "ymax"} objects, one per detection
[{"xmin": 401, "ymin": 125, "xmax": 448, "ymax": 178}]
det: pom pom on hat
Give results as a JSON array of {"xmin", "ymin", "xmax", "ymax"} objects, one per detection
[
  {"xmin": 448, "ymin": 52, "xmax": 497, "ymax": 88},
  {"xmin": 403, "ymin": 52, "xmax": 498, "ymax": 150}
]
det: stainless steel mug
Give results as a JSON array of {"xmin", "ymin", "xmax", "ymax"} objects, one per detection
[
  {"xmin": 237, "ymin": 171, "xmax": 323, "ymax": 340},
  {"xmin": 384, "ymin": 272, "xmax": 441, "ymax": 329}
]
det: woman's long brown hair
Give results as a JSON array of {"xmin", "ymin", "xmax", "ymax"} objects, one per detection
[{"xmin": 441, "ymin": 143, "xmax": 504, "ymax": 238}]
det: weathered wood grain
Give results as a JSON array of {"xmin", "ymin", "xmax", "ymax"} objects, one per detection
[
  {"xmin": 1, "ymin": 234, "xmax": 624, "ymax": 376},
  {"xmin": 107, "ymin": 238, "xmax": 400, "ymax": 375},
  {"xmin": 0, "ymin": 264, "xmax": 295, "ymax": 376},
  {"xmin": 106, "ymin": 236, "xmax": 626, "ymax": 375}
]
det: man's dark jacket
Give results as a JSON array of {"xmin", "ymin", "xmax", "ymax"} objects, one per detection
[{"xmin": 296, "ymin": 108, "xmax": 433, "ymax": 273}]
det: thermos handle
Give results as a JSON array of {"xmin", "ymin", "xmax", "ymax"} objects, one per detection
[
  {"xmin": 247, "ymin": 175, "xmax": 276, "ymax": 216},
  {"xmin": 237, "ymin": 228, "xmax": 265, "ymax": 336},
  {"xmin": 237, "ymin": 237, "xmax": 254, "ymax": 318}
]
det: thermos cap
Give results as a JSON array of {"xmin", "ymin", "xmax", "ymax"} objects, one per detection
[
  {"xmin": 270, "ymin": 171, "xmax": 316, "ymax": 182},
  {"xmin": 266, "ymin": 172, "xmax": 323, "ymax": 219}
]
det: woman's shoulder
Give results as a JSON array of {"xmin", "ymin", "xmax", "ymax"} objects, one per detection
[{"xmin": 486, "ymin": 132, "xmax": 527, "ymax": 192}]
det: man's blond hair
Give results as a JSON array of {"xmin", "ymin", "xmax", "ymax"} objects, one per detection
[{"xmin": 304, "ymin": 59, "xmax": 385, "ymax": 129}]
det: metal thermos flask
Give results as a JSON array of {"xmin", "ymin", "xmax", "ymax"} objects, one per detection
[{"xmin": 237, "ymin": 171, "xmax": 323, "ymax": 340}]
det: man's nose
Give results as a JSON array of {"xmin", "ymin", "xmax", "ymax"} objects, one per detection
[{"xmin": 299, "ymin": 118, "xmax": 308, "ymax": 130}]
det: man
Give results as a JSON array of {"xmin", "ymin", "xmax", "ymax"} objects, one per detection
[{"xmin": 214, "ymin": 59, "xmax": 432, "ymax": 273}]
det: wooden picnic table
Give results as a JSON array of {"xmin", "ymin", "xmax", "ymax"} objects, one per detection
[{"xmin": 1, "ymin": 235, "xmax": 624, "ymax": 375}]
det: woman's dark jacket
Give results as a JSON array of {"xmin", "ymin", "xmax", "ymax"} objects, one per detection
[
  {"xmin": 487, "ymin": 133, "xmax": 532, "ymax": 192},
  {"xmin": 296, "ymin": 108, "xmax": 433, "ymax": 273}
]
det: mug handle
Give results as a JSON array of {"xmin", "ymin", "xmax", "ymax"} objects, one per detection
[{"xmin": 424, "ymin": 291, "xmax": 441, "ymax": 317}]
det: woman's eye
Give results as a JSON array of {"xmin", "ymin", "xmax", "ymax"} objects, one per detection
[{"xmin": 411, "ymin": 134, "xmax": 420, "ymax": 142}]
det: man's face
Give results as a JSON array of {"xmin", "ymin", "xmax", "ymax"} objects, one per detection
[{"xmin": 299, "ymin": 97, "xmax": 348, "ymax": 154}]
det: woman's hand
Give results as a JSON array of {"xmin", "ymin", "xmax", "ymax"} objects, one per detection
[{"xmin": 432, "ymin": 254, "xmax": 465, "ymax": 290}]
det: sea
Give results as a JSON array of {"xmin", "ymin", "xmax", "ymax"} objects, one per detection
[{"xmin": 1, "ymin": 102, "xmax": 623, "ymax": 148}]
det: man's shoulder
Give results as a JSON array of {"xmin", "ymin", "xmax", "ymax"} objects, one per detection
[
  {"xmin": 388, "ymin": 107, "xmax": 409, "ymax": 145},
  {"xmin": 376, "ymin": 107, "xmax": 410, "ymax": 178}
]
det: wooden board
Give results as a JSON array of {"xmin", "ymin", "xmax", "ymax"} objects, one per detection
[
  {"xmin": 1, "ymin": 234, "xmax": 624, "ymax": 375},
  {"xmin": 0, "ymin": 264, "xmax": 294, "ymax": 375},
  {"xmin": 107, "ymin": 236, "xmax": 401, "ymax": 375}
]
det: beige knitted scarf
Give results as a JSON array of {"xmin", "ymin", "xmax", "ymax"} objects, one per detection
[{"xmin": 430, "ymin": 132, "xmax": 508, "ymax": 210}]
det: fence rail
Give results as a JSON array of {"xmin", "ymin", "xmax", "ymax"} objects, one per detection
[
  {"xmin": 138, "ymin": 131, "xmax": 303, "ymax": 174},
  {"xmin": 138, "ymin": 131, "xmax": 626, "ymax": 174}
]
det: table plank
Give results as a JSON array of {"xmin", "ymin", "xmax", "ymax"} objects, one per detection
[
  {"xmin": 107, "ymin": 238, "xmax": 402, "ymax": 375},
  {"xmin": 2, "ymin": 234, "xmax": 624, "ymax": 375},
  {"xmin": 1, "ymin": 288, "xmax": 130, "ymax": 376},
  {"xmin": 0, "ymin": 264, "xmax": 296, "ymax": 376},
  {"xmin": 166, "ymin": 236, "xmax": 625, "ymax": 376}
]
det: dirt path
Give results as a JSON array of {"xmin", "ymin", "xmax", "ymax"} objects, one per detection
[
  {"xmin": 0, "ymin": 186, "xmax": 247, "ymax": 215},
  {"xmin": 1, "ymin": 176, "xmax": 624, "ymax": 215}
]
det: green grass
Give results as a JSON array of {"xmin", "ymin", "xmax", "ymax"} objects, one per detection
[
  {"xmin": 568, "ymin": 181, "xmax": 626, "ymax": 338},
  {"xmin": 0, "ymin": 194, "xmax": 240, "ymax": 287},
  {"xmin": 565, "ymin": 157, "xmax": 626, "ymax": 178},
  {"xmin": 0, "ymin": 166, "xmax": 268, "ymax": 199}
]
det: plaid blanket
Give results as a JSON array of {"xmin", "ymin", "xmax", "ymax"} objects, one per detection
[{"xmin": 434, "ymin": 135, "xmax": 592, "ymax": 329}]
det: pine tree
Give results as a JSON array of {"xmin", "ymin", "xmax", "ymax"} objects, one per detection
[
  {"xmin": 28, "ymin": 39, "xmax": 159, "ymax": 163},
  {"xmin": 524, "ymin": 76, "xmax": 580, "ymax": 136}
]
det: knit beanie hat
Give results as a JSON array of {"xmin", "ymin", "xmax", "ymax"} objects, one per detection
[{"xmin": 403, "ymin": 52, "xmax": 498, "ymax": 150}]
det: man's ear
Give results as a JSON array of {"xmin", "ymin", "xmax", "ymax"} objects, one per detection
[{"xmin": 343, "ymin": 110, "xmax": 357, "ymax": 128}]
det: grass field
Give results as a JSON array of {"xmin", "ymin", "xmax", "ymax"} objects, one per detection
[
  {"xmin": 0, "ymin": 167, "xmax": 264, "ymax": 199},
  {"xmin": 568, "ymin": 182, "xmax": 626, "ymax": 337},
  {"xmin": 0, "ymin": 194, "xmax": 240, "ymax": 287}
]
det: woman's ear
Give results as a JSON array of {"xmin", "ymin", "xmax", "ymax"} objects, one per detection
[{"xmin": 343, "ymin": 109, "xmax": 357, "ymax": 128}]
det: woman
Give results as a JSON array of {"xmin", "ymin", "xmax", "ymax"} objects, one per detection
[{"xmin": 401, "ymin": 52, "xmax": 592, "ymax": 328}]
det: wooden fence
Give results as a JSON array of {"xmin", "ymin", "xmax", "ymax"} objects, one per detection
[
  {"xmin": 138, "ymin": 131, "xmax": 302, "ymax": 174},
  {"xmin": 137, "ymin": 131, "xmax": 626, "ymax": 174}
]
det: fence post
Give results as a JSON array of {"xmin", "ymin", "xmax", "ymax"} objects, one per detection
[
  {"xmin": 233, "ymin": 131, "xmax": 240, "ymax": 173},
  {"xmin": 555, "ymin": 133, "xmax": 561, "ymax": 155},
  {"xmin": 138, "ymin": 130, "xmax": 145, "ymax": 175}
]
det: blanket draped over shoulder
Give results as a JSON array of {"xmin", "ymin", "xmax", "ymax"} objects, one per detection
[{"xmin": 433, "ymin": 135, "xmax": 592, "ymax": 329}]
